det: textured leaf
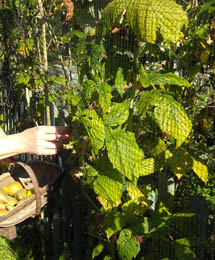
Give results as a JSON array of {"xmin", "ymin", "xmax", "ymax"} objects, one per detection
[
  {"xmin": 97, "ymin": 196, "xmax": 114, "ymax": 211},
  {"xmin": 92, "ymin": 243, "xmax": 104, "ymax": 259},
  {"xmin": 167, "ymin": 148, "xmax": 192, "ymax": 177},
  {"xmin": 138, "ymin": 90, "xmax": 192, "ymax": 148},
  {"xmin": 83, "ymin": 80, "xmax": 97, "ymax": 103},
  {"xmin": 98, "ymin": 83, "xmax": 112, "ymax": 113},
  {"xmin": 127, "ymin": 183, "xmax": 148, "ymax": 206},
  {"xmin": 140, "ymin": 67, "xmax": 192, "ymax": 88},
  {"xmin": 106, "ymin": 129, "xmax": 145, "ymax": 181},
  {"xmin": 166, "ymin": 148, "xmax": 208, "ymax": 183},
  {"xmin": 99, "ymin": 0, "xmax": 128, "ymax": 37},
  {"xmin": 155, "ymin": 95, "xmax": 192, "ymax": 148},
  {"xmin": 103, "ymin": 101, "xmax": 129, "ymax": 126},
  {"xmin": 175, "ymin": 238, "xmax": 196, "ymax": 260},
  {"xmin": 96, "ymin": 154, "xmax": 124, "ymax": 183},
  {"xmin": 86, "ymin": 165, "xmax": 99, "ymax": 177},
  {"xmin": 104, "ymin": 211, "xmax": 127, "ymax": 240},
  {"xmin": 85, "ymin": 165, "xmax": 99, "ymax": 185},
  {"xmin": 123, "ymin": 184, "xmax": 152, "ymax": 216},
  {"xmin": 94, "ymin": 175, "xmax": 123, "ymax": 208},
  {"xmin": 76, "ymin": 109, "xmax": 105, "ymax": 156},
  {"xmin": 192, "ymin": 158, "xmax": 208, "ymax": 184},
  {"xmin": 117, "ymin": 229, "xmax": 140, "ymax": 260},
  {"xmin": 143, "ymin": 135, "xmax": 166, "ymax": 157},
  {"xmin": 137, "ymin": 89, "xmax": 161, "ymax": 116},
  {"xmin": 0, "ymin": 237, "xmax": 18, "ymax": 260},
  {"xmin": 139, "ymin": 158, "xmax": 155, "ymax": 176},
  {"xmin": 139, "ymin": 67, "xmax": 152, "ymax": 88},
  {"xmin": 115, "ymin": 67, "xmax": 127, "ymax": 96},
  {"xmin": 48, "ymin": 76, "xmax": 66, "ymax": 86},
  {"xmin": 101, "ymin": 0, "xmax": 188, "ymax": 44},
  {"xmin": 16, "ymin": 71, "xmax": 30, "ymax": 86}
]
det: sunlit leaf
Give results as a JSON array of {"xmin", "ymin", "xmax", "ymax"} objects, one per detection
[
  {"xmin": 94, "ymin": 175, "xmax": 123, "ymax": 208},
  {"xmin": 115, "ymin": 67, "xmax": 127, "ymax": 96},
  {"xmin": 98, "ymin": 83, "xmax": 112, "ymax": 113},
  {"xmin": 104, "ymin": 211, "xmax": 127, "ymax": 240},
  {"xmin": 106, "ymin": 129, "xmax": 145, "ymax": 181},
  {"xmin": 127, "ymin": 183, "xmax": 149, "ymax": 206},
  {"xmin": 140, "ymin": 158, "xmax": 155, "ymax": 176},
  {"xmin": 117, "ymin": 229, "xmax": 140, "ymax": 260},
  {"xmin": 76, "ymin": 109, "xmax": 105, "ymax": 156},
  {"xmin": 48, "ymin": 76, "xmax": 66, "ymax": 86},
  {"xmin": 167, "ymin": 148, "xmax": 192, "ymax": 176},
  {"xmin": 140, "ymin": 67, "xmax": 192, "ymax": 88},
  {"xmin": 166, "ymin": 148, "xmax": 208, "ymax": 183},
  {"xmin": 82, "ymin": 80, "xmax": 97, "ymax": 103},
  {"xmin": 16, "ymin": 71, "xmax": 30, "ymax": 86},
  {"xmin": 92, "ymin": 243, "xmax": 104, "ymax": 259},
  {"xmin": 103, "ymin": 101, "xmax": 129, "ymax": 126},
  {"xmin": 138, "ymin": 90, "xmax": 192, "ymax": 148},
  {"xmin": 101, "ymin": 0, "xmax": 188, "ymax": 44},
  {"xmin": 192, "ymin": 158, "xmax": 208, "ymax": 184},
  {"xmin": 143, "ymin": 135, "xmax": 166, "ymax": 157}
]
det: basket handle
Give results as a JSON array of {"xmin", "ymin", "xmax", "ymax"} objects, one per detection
[{"xmin": 16, "ymin": 161, "xmax": 42, "ymax": 215}]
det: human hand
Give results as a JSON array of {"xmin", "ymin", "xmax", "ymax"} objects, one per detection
[{"xmin": 18, "ymin": 126, "xmax": 70, "ymax": 156}]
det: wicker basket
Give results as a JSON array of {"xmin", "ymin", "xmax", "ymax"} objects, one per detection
[{"xmin": 0, "ymin": 160, "xmax": 62, "ymax": 239}]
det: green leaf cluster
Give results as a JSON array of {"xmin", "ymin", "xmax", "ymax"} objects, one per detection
[{"xmin": 99, "ymin": 0, "xmax": 188, "ymax": 44}]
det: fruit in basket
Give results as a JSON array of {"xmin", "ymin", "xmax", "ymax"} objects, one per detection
[
  {"xmin": 7, "ymin": 196, "xmax": 17, "ymax": 206},
  {"xmin": 2, "ymin": 181, "xmax": 23, "ymax": 196},
  {"xmin": 0, "ymin": 187, "xmax": 8, "ymax": 203},
  {"xmin": 0, "ymin": 201, "xmax": 6, "ymax": 210},
  {"xmin": 0, "ymin": 209, "xmax": 8, "ymax": 216},
  {"xmin": 6, "ymin": 204, "xmax": 15, "ymax": 211},
  {"xmin": 14, "ymin": 189, "xmax": 28, "ymax": 201}
]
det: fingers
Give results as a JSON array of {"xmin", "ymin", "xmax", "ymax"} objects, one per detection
[
  {"xmin": 21, "ymin": 126, "xmax": 71, "ymax": 156},
  {"xmin": 37, "ymin": 126, "xmax": 70, "ymax": 135},
  {"xmin": 44, "ymin": 133, "xmax": 70, "ymax": 143},
  {"xmin": 34, "ymin": 147, "xmax": 59, "ymax": 156}
]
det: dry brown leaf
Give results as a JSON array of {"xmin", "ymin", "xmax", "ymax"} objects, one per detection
[{"xmin": 63, "ymin": 0, "xmax": 74, "ymax": 22}]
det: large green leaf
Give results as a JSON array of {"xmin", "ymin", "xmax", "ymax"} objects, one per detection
[
  {"xmin": 76, "ymin": 109, "xmax": 105, "ymax": 156},
  {"xmin": 139, "ymin": 158, "xmax": 155, "ymax": 176},
  {"xmin": 100, "ymin": 0, "xmax": 188, "ymax": 44},
  {"xmin": 106, "ymin": 129, "xmax": 145, "ymax": 181},
  {"xmin": 166, "ymin": 148, "xmax": 208, "ymax": 183},
  {"xmin": 99, "ymin": 0, "xmax": 128, "ymax": 37},
  {"xmin": 140, "ymin": 67, "xmax": 192, "ymax": 88},
  {"xmin": 82, "ymin": 80, "xmax": 97, "ymax": 104},
  {"xmin": 103, "ymin": 101, "xmax": 129, "ymax": 126},
  {"xmin": 117, "ymin": 229, "xmax": 140, "ymax": 260},
  {"xmin": 98, "ymin": 83, "xmax": 112, "ymax": 113},
  {"xmin": 166, "ymin": 148, "xmax": 192, "ymax": 179},
  {"xmin": 154, "ymin": 97, "xmax": 192, "ymax": 148},
  {"xmin": 104, "ymin": 211, "xmax": 127, "ymax": 240},
  {"xmin": 138, "ymin": 90, "xmax": 192, "ymax": 148},
  {"xmin": 94, "ymin": 175, "xmax": 123, "ymax": 208}
]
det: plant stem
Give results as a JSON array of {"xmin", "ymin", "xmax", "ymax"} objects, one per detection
[
  {"xmin": 127, "ymin": 41, "xmax": 139, "ymax": 131},
  {"xmin": 38, "ymin": 0, "xmax": 51, "ymax": 125}
]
